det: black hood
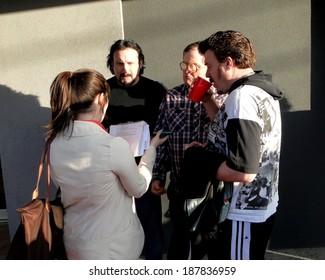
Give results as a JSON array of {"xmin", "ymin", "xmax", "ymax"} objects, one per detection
[{"xmin": 228, "ymin": 71, "xmax": 283, "ymax": 100}]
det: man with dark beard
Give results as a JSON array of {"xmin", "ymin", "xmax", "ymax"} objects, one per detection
[
  {"xmin": 104, "ymin": 39, "xmax": 166, "ymax": 135},
  {"xmin": 103, "ymin": 39, "xmax": 167, "ymax": 260}
]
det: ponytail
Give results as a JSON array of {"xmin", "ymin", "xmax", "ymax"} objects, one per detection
[
  {"xmin": 45, "ymin": 68, "xmax": 109, "ymax": 142},
  {"xmin": 46, "ymin": 71, "xmax": 73, "ymax": 142}
]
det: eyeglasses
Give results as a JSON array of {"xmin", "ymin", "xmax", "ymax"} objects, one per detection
[{"xmin": 179, "ymin": 62, "xmax": 201, "ymax": 72}]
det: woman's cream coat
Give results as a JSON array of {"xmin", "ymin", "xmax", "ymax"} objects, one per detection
[{"xmin": 50, "ymin": 121, "xmax": 156, "ymax": 259}]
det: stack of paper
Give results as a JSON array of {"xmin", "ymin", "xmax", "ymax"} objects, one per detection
[{"xmin": 109, "ymin": 121, "xmax": 150, "ymax": 157}]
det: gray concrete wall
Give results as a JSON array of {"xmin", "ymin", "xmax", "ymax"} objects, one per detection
[
  {"xmin": 122, "ymin": 0, "xmax": 310, "ymax": 111},
  {"xmin": 0, "ymin": 0, "xmax": 124, "ymax": 238}
]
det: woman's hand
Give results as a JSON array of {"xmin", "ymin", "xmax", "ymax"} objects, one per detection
[{"xmin": 150, "ymin": 130, "xmax": 168, "ymax": 148}]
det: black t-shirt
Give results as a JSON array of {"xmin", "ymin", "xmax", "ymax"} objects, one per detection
[{"xmin": 103, "ymin": 76, "xmax": 166, "ymax": 135}]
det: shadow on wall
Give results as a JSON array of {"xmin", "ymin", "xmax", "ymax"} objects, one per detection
[
  {"xmin": 0, "ymin": 84, "xmax": 51, "ymax": 239},
  {"xmin": 269, "ymin": 1, "xmax": 325, "ymax": 250},
  {"xmin": 0, "ymin": 160, "xmax": 5, "ymax": 208},
  {"xmin": 270, "ymin": 95, "xmax": 325, "ymax": 249},
  {"xmin": 269, "ymin": 106, "xmax": 325, "ymax": 249}
]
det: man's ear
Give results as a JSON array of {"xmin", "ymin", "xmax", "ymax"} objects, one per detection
[{"xmin": 225, "ymin": 56, "xmax": 234, "ymax": 68}]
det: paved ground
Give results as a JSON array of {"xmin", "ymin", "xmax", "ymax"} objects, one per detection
[
  {"xmin": 1, "ymin": 200, "xmax": 324, "ymax": 260},
  {"xmin": 265, "ymin": 247, "xmax": 325, "ymax": 260},
  {"xmin": 160, "ymin": 194, "xmax": 325, "ymax": 260}
]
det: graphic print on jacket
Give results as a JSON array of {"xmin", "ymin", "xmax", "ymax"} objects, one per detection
[{"xmin": 208, "ymin": 71, "xmax": 282, "ymax": 219}]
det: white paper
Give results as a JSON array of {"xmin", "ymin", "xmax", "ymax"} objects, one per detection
[{"xmin": 109, "ymin": 121, "xmax": 150, "ymax": 157}]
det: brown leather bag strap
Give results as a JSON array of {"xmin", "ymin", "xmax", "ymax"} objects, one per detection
[
  {"xmin": 45, "ymin": 144, "xmax": 51, "ymax": 212},
  {"xmin": 32, "ymin": 144, "xmax": 47, "ymax": 200},
  {"xmin": 32, "ymin": 142, "xmax": 52, "ymax": 213}
]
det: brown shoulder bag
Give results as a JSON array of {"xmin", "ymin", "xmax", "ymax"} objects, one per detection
[{"xmin": 6, "ymin": 143, "xmax": 67, "ymax": 260}]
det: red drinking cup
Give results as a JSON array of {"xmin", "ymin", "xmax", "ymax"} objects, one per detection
[{"xmin": 188, "ymin": 77, "xmax": 212, "ymax": 102}]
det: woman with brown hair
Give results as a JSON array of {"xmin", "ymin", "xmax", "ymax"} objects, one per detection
[{"xmin": 46, "ymin": 68, "xmax": 167, "ymax": 259}]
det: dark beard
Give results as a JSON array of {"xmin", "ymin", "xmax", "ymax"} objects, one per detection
[{"xmin": 117, "ymin": 74, "xmax": 138, "ymax": 87}]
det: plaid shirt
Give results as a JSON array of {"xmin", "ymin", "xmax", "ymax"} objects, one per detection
[{"xmin": 152, "ymin": 84, "xmax": 212, "ymax": 185}]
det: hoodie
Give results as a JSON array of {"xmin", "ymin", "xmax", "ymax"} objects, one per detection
[{"xmin": 228, "ymin": 70, "xmax": 283, "ymax": 101}]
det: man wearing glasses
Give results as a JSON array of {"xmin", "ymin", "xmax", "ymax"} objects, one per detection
[{"xmin": 151, "ymin": 42, "xmax": 226, "ymax": 259}]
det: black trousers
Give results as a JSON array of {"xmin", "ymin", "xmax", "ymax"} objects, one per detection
[
  {"xmin": 135, "ymin": 156, "xmax": 164, "ymax": 260},
  {"xmin": 210, "ymin": 214, "xmax": 276, "ymax": 260},
  {"xmin": 167, "ymin": 183, "xmax": 191, "ymax": 259},
  {"xmin": 135, "ymin": 189, "xmax": 164, "ymax": 260}
]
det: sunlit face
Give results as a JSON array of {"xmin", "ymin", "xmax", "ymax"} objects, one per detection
[
  {"xmin": 204, "ymin": 50, "xmax": 228, "ymax": 94},
  {"xmin": 181, "ymin": 49, "xmax": 208, "ymax": 87},
  {"xmin": 112, "ymin": 48, "xmax": 142, "ymax": 87}
]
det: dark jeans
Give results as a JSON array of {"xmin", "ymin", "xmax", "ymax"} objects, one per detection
[{"xmin": 135, "ymin": 189, "xmax": 164, "ymax": 260}]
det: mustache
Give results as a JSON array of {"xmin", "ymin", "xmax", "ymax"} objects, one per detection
[{"xmin": 119, "ymin": 73, "xmax": 132, "ymax": 78}]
